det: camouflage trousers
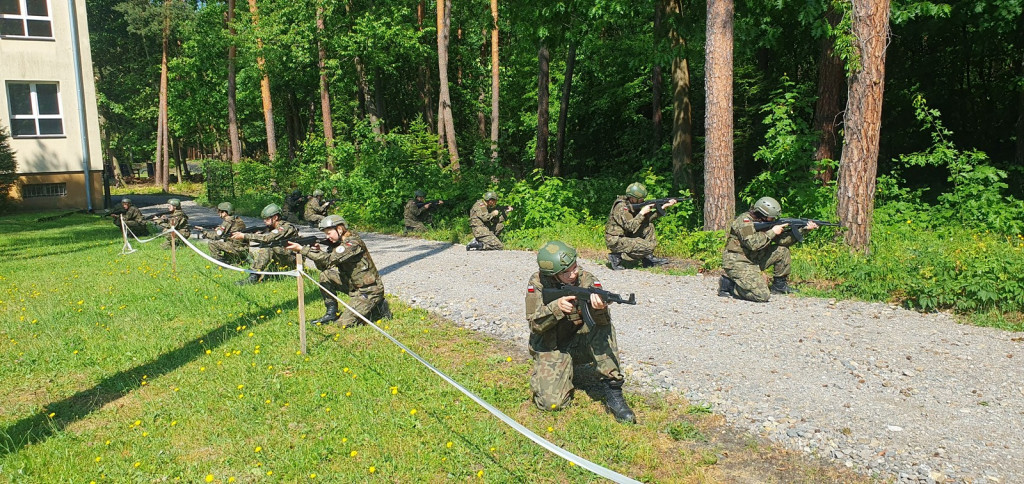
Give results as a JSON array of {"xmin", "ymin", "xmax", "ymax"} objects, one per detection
[
  {"xmin": 281, "ymin": 210, "xmax": 302, "ymax": 225},
  {"xmin": 306, "ymin": 214, "xmax": 325, "ymax": 227},
  {"xmin": 529, "ymin": 322, "xmax": 623, "ymax": 411},
  {"xmin": 471, "ymin": 223, "xmax": 504, "ymax": 250},
  {"xmin": 605, "ymin": 224, "xmax": 657, "ymax": 262},
  {"xmin": 208, "ymin": 239, "xmax": 249, "ymax": 265},
  {"xmin": 116, "ymin": 219, "xmax": 149, "ymax": 236},
  {"xmin": 320, "ymin": 267, "xmax": 387, "ymax": 328},
  {"xmin": 722, "ymin": 245, "xmax": 791, "ymax": 303},
  {"xmin": 251, "ymin": 246, "xmax": 294, "ymax": 273},
  {"xmin": 404, "ymin": 221, "xmax": 427, "ymax": 233}
]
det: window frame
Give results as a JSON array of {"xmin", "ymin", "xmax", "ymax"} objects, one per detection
[
  {"xmin": 0, "ymin": 0, "xmax": 54, "ymax": 40},
  {"xmin": 23, "ymin": 182, "xmax": 67, "ymax": 198},
  {"xmin": 5, "ymin": 81, "xmax": 65, "ymax": 139}
]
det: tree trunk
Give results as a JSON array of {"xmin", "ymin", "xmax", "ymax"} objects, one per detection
[
  {"xmin": 248, "ymin": 0, "xmax": 277, "ymax": 159},
  {"xmin": 490, "ymin": 0, "xmax": 499, "ymax": 159},
  {"xmin": 417, "ymin": 0, "xmax": 435, "ymax": 133},
  {"xmin": 226, "ymin": 0, "xmax": 241, "ymax": 163},
  {"xmin": 156, "ymin": 0, "xmax": 170, "ymax": 191},
  {"xmin": 436, "ymin": 0, "xmax": 459, "ymax": 169},
  {"xmin": 667, "ymin": 0, "xmax": 695, "ymax": 195},
  {"xmin": 355, "ymin": 57, "xmax": 382, "ymax": 135},
  {"xmin": 553, "ymin": 41, "xmax": 576, "ymax": 176},
  {"xmin": 374, "ymin": 67, "xmax": 385, "ymax": 132},
  {"xmin": 316, "ymin": 3, "xmax": 335, "ymax": 170},
  {"xmin": 812, "ymin": 6, "xmax": 844, "ymax": 183},
  {"xmin": 703, "ymin": 0, "xmax": 735, "ymax": 230},
  {"xmin": 284, "ymin": 91, "xmax": 299, "ymax": 159},
  {"xmin": 535, "ymin": 42, "xmax": 550, "ymax": 172},
  {"xmin": 837, "ymin": 0, "xmax": 890, "ymax": 253},
  {"xmin": 652, "ymin": 3, "xmax": 663, "ymax": 154},
  {"xmin": 1016, "ymin": 51, "xmax": 1024, "ymax": 167}
]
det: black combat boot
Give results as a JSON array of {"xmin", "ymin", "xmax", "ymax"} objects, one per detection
[
  {"xmin": 235, "ymin": 272, "xmax": 261, "ymax": 286},
  {"xmin": 466, "ymin": 238, "xmax": 483, "ymax": 251},
  {"xmin": 604, "ymin": 380, "xmax": 636, "ymax": 423},
  {"xmin": 608, "ymin": 253, "xmax": 625, "ymax": 271},
  {"xmin": 718, "ymin": 275, "xmax": 735, "ymax": 297},
  {"xmin": 372, "ymin": 299, "xmax": 393, "ymax": 321},
  {"xmin": 770, "ymin": 276, "xmax": 799, "ymax": 295},
  {"xmin": 312, "ymin": 290, "xmax": 339, "ymax": 325},
  {"xmin": 641, "ymin": 254, "xmax": 669, "ymax": 267}
]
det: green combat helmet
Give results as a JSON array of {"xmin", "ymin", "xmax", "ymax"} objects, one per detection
[
  {"xmin": 753, "ymin": 196, "xmax": 781, "ymax": 218},
  {"xmin": 121, "ymin": 198, "xmax": 132, "ymax": 205},
  {"xmin": 414, "ymin": 190, "xmax": 426, "ymax": 198},
  {"xmin": 217, "ymin": 202, "xmax": 233, "ymax": 214},
  {"xmin": 625, "ymin": 182, "xmax": 647, "ymax": 199},
  {"xmin": 168, "ymin": 198, "xmax": 181, "ymax": 208},
  {"xmin": 537, "ymin": 240, "xmax": 578, "ymax": 276},
  {"xmin": 483, "ymin": 191, "xmax": 498, "ymax": 201},
  {"xmin": 318, "ymin": 214, "xmax": 347, "ymax": 230},
  {"xmin": 261, "ymin": 203, "xmax": 282, "ymax": 218},
  {"xmin": 312, "ymin": 189, "xmax": 324, "ymax": 197}
]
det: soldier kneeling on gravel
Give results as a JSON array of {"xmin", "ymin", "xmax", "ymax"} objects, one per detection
[
  {"xmin": 525, "ymin": 240, "xmax": 636, "ymax": 423},
  {"xmin": 719, "ymin": 196, "xmax": 818, "ymax": 302}
]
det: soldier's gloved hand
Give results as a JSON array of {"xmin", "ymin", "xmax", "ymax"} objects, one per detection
[
  {"xmin": 556, "ymin": 295, "xmax": 576, "ymax": 315},
  {"xmin": 230, "ymin": 232, "xmax": 245, "ymax": 241},
  {"xmin": 638, "ymin": 204, "xmax": 653, "ymax": 216},
  {"xmin": 284, "ymin": 241, "xmax": 302, "ymax": 253},
  {"xmin": 589, "ymin": 294, "xmax": 607, "ymax": 310},
  {"xmin": 771, "ymin": 223, "xmax": 789, "ymax": 236}
]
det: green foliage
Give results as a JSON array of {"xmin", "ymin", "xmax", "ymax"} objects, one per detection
[
  {"xmin": 0, "ymin": 123, "xmax": 17, "ymax": 211},
  {"xmin": 666, "ymin": 420, "xmax": 706, "ymax": 442}
]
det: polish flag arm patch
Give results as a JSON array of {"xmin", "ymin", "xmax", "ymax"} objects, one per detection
[{"xmin": 527, "ymin": 285, "xmax": 535, "ymax": 293}]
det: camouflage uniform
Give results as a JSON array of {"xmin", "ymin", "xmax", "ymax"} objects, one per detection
[
  {"xmin": 604, "ymin": 196, "xmax": 660, "ymax": 262},
  {"xmin": 204, "ymin": 215, "xmax": 248, "ymax": 264},
  {"xmin": 304, "ymin": 197, "xmax": 329, "ymax": 226},
  {"xmin": 722, "ymin": 212, "xmax": 800, "ymax": 302},
  {"xmin": 116, "ymin": 205, "xmax": 149, "ymax": 236},
  {"xmin": 469, "ymin": 199, "xmax": 506, "ymax": 250},
  {"xmin": 155, "ymin": 210, "xmax": 191, "ymax": 249},
  {"xmin": 301, "ymin": 231, "xmax": 387, "ymax": 328},
  {"xmin": 281, "ymin": 192, "xmax": 305, "ymax": 224},
  {"xmin": 524, "ymin": 270, "xmax": 624, "ymax": 410},
  {"xmin": 241, "ymin": 221, "xmax": 299, "ymax": 276},
  {"xmin": 403, "ymin": 199, "xmax": 430, "ymax": 233}
]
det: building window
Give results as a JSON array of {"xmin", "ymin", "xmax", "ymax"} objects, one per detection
[
  {"xmin": 0, "ymin": 0, "xmax": 52, "ymax": 39},
  {"xmin": 23, "ymin": 182, "xmax": 67, "ymax": 198},
  {"xmin": 6, "ymin": 82, "xmax": 64, "ymax": 138}
]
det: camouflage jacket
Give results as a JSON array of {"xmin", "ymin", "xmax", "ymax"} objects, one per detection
[
  {"xmin": 404, "ymin": 199, "xmax": 429, "ymax": 226},
  {"xmin": 204, "ymin": 215, "xmax": 246, "ymax": 241},
  {"xmin": 122, "ymin": 206, "xmax": 144, "ymax": 224},
  {"xmin": 604, "ymin": 196, "xmax": 659, "ymax": 238},
  {"xmin": 241, "ymin": 221, "xmax": 298, "ymax": 246},
  {"xmin": 469, "ymin": 200, "xmax": 504, "ymax": 230},
  {"xmin": 304, "ymin": 197, "xmax": 329, "ymax": 219},
  {"xmin": 525, "ymin": 270, "xmax": 611, "ymax": 352},
  {"xmin": 301, "ymin": 232, "xmax": 382, "ymax": 292},
  {"xmin": 723, "ymin": 212, "xmax": 801, "ymax": 256},
  {"xmin": 157, "ymin": 211, "xmax": 190, "ymax": 238}
]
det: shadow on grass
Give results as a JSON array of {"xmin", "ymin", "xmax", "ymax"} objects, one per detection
[{"xmin": 0, "ymin": 277, "xmax": 300, "ymax": 458}]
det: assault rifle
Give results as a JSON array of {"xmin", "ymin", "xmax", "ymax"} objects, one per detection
[
  {"xmin": 629, "ymin": 196, "xmax": 689, "ymax": 216},
  {"xmin": 145, "ymin": 210, "xmax": 173, "ymax": 220},
  {"xmin": 541, "ymin": 284, "xmax": 637, "ymax": 331},
  {"xmin": 238, "ymin": 225, "xmax": 269, "ymax": 234},
  {"xmin": 752, "ymin": 217, "xmax": 840, "ymax": 242},
  {"xmin": 262, "ymin": 234, "xmax": 329, "ymax": 249},
  {"xmin": 414, "ymin": 199, "xmax": 447, "ymax": 209}
]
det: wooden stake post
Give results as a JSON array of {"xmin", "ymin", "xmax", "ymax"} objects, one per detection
[
  {"xmin": 171, "ymin": 231, "xmax": 177, "ymax": 272},
  {"xmin": 296, "ymin": 253, "xmax": 307, "ymax": 354}
]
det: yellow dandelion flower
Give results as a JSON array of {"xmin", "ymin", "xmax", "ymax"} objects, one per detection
[
  {"xmin": 547, "ymin": 426, "xmax": 553, "ymax": 432},
  {"xmin": 343, "ymin": 367, "xmax": 349, "ymax": 373},
  {"xmin": 506, "ymin": 357, "xmax": 512, "ymax": 362},
  {"xmin": 310, "ymin": 474, "xmax": 317, "ymax": 479},
  {"xmin": 350, "ymin": 450, "xmax": 358, "ymax": 457},
  {"xmin": 205, "ymin": 350, "xmax": 211, "ymax": 354},
  {"xmin": 410, "ymin": 409, "xmax": 417, "ymax": 415},
  {"xmin": 48, "ymin": 412, "xmax": 55, "ymax": 418},
  {"xmin": 94, "ymin": 456, "xmax": 102, "ymax": 463},
  {"xmin": 265, "ymin": 399, "xmax": 271, "ymax": 404},
  {"xmin": 266, "ymin": 471, "xmax": 273, "ymax": 476},
  {"xmin": 369, "ymin": 466, "xmax": 376, "ymax": 473},
  {"xmin": 390, "ymin": 387, "xmax": 398, "ymax": 395},
  {"xmin": 325, "ymin": 408, "xmax": 331, "ymax": 413},
  {"xmin": 477, "ymin": 470, "xmax": 484, "ymax": 478},
  {"xmin": 320, "ymin": 393, "xmax": 326, "ymax": 397},
  {"xmin": 342, "ymin": 438, "xmax": 348, "ymax": 443},
  {"xmin": 142, "ymin": 432, "xmax": 149, "ymax": 437},
  {"xmin": 133, "ymin": 420, "xmax": 141, "ymax": 426},
  {"xmin": 171, "ymin": 421, "xmax": 177, "ymax": 426},
  {"xmin": 237, "ymin": 385, "xmax": 244, "ymax": 390},
  {"xmin": 490, "ymin": 447, "xmax": 495, "ymax": 452},
  {"xmin": 205, "ymin": 475, "xmax": 214, "ymax": 482},
  {"xmin": 228, "ymin": 478, "xmax": 235, "ymax": 483},
  {"xmin": 73, "ymin": 350, "xmax": 79, "ymax": 355},
  {"xmin": 105, "ymin": 440, "xmax": 111, "ymax": 445},
  {"xmin": 255, "ymin": 446, "xmax": 262, "ymax": 453},
  {"xmin": 446, "ymin": 441, "xmax": 453, "ymax": 449},
  {"xmin": 296, "ymin": 351, "xmax": 302, "ymax": 355},
  {"xmin": 174, "ymin": 387, "xmax": 179, "ymax": 392},
  {"xmin": 199, "ymin": 367, "xmax": 205, "ymax": 372},
  {"xmin": 345, "ymin": 391, "xmax": 351, "ymax": 397},
  {"xmin": 248, "ymin": 332, "xmax": 254, "ymax": 337},
  {"xmin": 134, "ymin": 462, "xmax": 141, "ymax": 468},
  {"xmin": 276, "ymin": 309, "xmax": 282, "ymax": 314}
]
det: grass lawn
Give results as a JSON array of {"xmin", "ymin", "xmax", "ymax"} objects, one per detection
[{"xmin": 0, "ymin": 212, "xmax": 869, "ymax": 483}]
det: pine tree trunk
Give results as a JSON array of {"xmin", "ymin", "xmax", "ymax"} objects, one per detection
[
  {"xmin": 703, "ymin": 0, "xmax": 735, "ymax": 230},
  {"xmin": 248, "ymin": 0, "xmax": 277, "ymax": 159},
  {"xmin": 1016, "ymin": 51, "xmax": 1024, "ymax": 166},
  {"xmin": 316, "ymin": 3, "xmax": 335, "ymax": 170},
  {"xmin": 553, "ymin": 42, "xmax": 576, "ymax": 176},
  {"xmin": 535, "ymin": 42, "xmax": 550, "ymax": 172},
  {"xmin": 157, "ymin": 0, "xmax": 170, "ymax": 191},
  {"xmin": 226, "ymin": 0, "xmax": 241, "ymax": 163},
  {"xmin": 436, "ymin": 0, "xmax": 459, "ymax": 169},
  {"xmin": 652, "ymin": 3, "xmax": 663, "ymax": 154},
  {"xmin": 355, "ymin": 57, "xmax": 381, "ymax": 135},
  {"xmin": 667, "ymin": 0, "xmax": 695, "ymax": 195},
  {"xmin": 812, "ymin": 6, "xmax": 844, "ymax": 183},
  {"xmin": 837, "ymin": 0, "xmax": 890, "ymax": 253},
  {"xmin": 490, "ymin": 0, "xmax": 499, "ymax": 159}
]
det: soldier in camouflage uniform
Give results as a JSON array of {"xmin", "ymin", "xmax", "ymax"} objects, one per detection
[
  {"xmin": 719, "ymin": 196, "xmax": 818, "ymax": 302},
  {"xmin": 286, "ymin": 215, "xmax": 391, "ymax": 328},
  {"xmin": 110, "ymin": 198, "xmax": 148, "ymax": 235},
  {"xmin": 604, "ymin": 182, "xmax": 678, "ymax": 270},
  {"xmin": 197, "ymin": 202, "xmax": 248, "ymax": 264},
  {"xmin": 304, "ymin": 189, "xmax": 330, "ymax": 226},
  {"xmin": 466, "ymin": 191, "xmax": 511, "ymax": 251},
  {"xmin": 403, "ymin": 190, "xmax": 441, "ymax": 233},
  {"xmin": 525, "ymin": 241, "xmax": 636, "ymax": 423},
  {"xmin": 231, "ymin": 203, "xmax": 300, "ymax": 285},
  {"xmin": 281, "ymin": 189, "xmax": 305, "ymax": 224},
  {"xmin": 153, "ymin": 198, "xmax": 191, "ymax": 249}
]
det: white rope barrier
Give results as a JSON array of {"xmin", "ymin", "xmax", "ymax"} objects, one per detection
[
  {"xmin": 300, "ymin": 272, "xmax": 643, "ymax": 484},
  {"xmin": 128, "ymin": 226, "xmax": 641, "ymax": 483}
]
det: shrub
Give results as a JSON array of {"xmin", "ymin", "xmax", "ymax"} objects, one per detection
[{"xmin": 0, "ymin": 123, "xmax": 18, "ymax": 211}]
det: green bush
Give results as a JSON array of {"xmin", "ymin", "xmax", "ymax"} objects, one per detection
[{"xmin": 0, "ymin": 123, "xmax": 17, "ymax": 211}]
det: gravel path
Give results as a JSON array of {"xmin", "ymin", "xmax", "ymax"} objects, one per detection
[{"xmin": 155, "ymin": 198, "xmax": 1024, "ymax": 483}]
